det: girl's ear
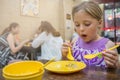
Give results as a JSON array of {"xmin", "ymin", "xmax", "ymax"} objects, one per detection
[
  {"xmin": 97, "ymin": 19, "xmax": 103, "ymax": 30},
  {"xmin": 98, "ymin": 19, "xmax": 103, "ymax": 28},
  {"xmin": 98, "ymin": 19, "xmax": 103, "ymax": 25}
]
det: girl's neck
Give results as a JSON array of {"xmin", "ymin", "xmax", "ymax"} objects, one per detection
[
  {"xmin": 93, "ymin": 34, "xmax": 101, "ymax": 42},
  {"xmin": 87, "ymin": 35, "xmax": 101, "ymax": 43},
  {"xmin": 10, "ymin": 31, "xmax": 16, "ymax": 35}
]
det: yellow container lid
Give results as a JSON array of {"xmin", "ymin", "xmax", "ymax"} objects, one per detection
[{"xmin": 3, "ymin": 61, "xmax": 44, "ymax": 77}]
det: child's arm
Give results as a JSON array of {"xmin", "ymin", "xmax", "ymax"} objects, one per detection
[
  {"xmin": 103, "ymin": 40, "xmax": 119, "ymax": 68},
  {"xmin": 14, "ymin": 34, "xmax": 21, "ymax": 45},
  {"xmin": 32, "ymin": 32, "xmax": 48, "ymax": 48},
  {"xmin": 7, "ymin": 33, "xmax": 30, "ymax": 54}
]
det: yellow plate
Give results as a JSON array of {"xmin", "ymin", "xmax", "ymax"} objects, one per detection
[{"xmin": 45, "ymin": 61, "xmax": 86, "ymax": 74}]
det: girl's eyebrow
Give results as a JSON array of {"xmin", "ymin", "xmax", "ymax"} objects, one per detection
[
  {"xmin": 84, "ymin": 21, "xmax": 91, "ymax": 23},
  {"xmin": 74, "ymin": 19, "xmax": 92, "ymax": 23},
  {"xmin": 74, "ymin": 21, "xmax": 79, "ymax": 24},
  {"xmin": 82, "ymin": 21, "xmax": 91, "ymax": 23},
  {"xmin": 83, "ymin": 19, "xmax": 91, "ymax": 21}
]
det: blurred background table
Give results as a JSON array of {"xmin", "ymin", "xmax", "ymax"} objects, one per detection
[{"xmin": 20, "ymin": 45, "xmax": 41, "ymax": 60}]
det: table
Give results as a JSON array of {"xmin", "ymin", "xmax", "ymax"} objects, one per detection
[
  {"xmin": 21, "ymin": 46, "xmax": 41, "ymax": 60},
  {"xmin": 20, "ymin": 46, "xmax": 36, "ymax": 60},
  {"xmin": 1, "ymin": 61, "xmax": 120, "ymax": 80},
  {"xmin": 43, "ymin": 67, "xmax": 120, "ymax": 80}
]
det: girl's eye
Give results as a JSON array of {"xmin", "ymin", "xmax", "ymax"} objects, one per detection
[
  {"xmin": 84, "ymin": 23, "xmax": 91, "ymax": 27},
  {"xmin": 75, "ymin": 24, "xmax": 80, "ymax": 27}
]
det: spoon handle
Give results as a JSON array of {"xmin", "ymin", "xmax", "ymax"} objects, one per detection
[
  {"xmin": 84, "ymin": 45, "xmax": 120, "ymax": 60},
  {"xmin": 108, "ymin": 45, "xmax": 119, "ymax": 50},
  {"xmin": 44, "ymin": 58, "xmax": 55, "ymax": 67},
  {"xmin": 67, "ymin": 47, "xmax": 74, "ymax": 60}
]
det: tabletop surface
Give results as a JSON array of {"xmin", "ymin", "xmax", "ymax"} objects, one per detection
[
  {"xmin": 43, "ymin": 67, "xmax": 120, "ymax": 80},
  {"xmin": 1, "ymin": 60, "xmax": 120, "ymax": 80}
]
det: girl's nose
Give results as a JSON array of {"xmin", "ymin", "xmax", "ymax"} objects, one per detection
[{"xmin": 78, "ymin": 25, "xmax": 85, "ymax": 32}]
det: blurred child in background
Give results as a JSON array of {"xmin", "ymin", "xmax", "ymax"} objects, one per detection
[
  {"xmin": 32, "ymin": 21, "xmax": 63, "ymax": 61},
  {"xmin": 0, "ymin": 22, "xmax": 30, "ymax": 68}
]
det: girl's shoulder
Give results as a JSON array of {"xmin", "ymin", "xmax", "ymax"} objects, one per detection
[
  {"xmin": 105, "ymin": 39, "xmax": 115, "ymax": 49},
  {"xmin": 7, "ymin": 33, "xmax": 14, "ymax": 38},
  {"xmin": 97, "ymin": 37, "xmax": 109, "ymax": 44},
  {"xmin": 97, "ymin": 37, "xmax": 117, "ymax": 50},
  {"xmin": 38, "ymin": 31, "xmax": 48, "ymax": 35},
  {"xmin": 37, "ymin": 32, "xmax": 48, "ymax": 38},
  {"xmin": 1, "ymin": 32, "xmax": 10, "ymax": 37},
  {"xmin": 105, "ymin": 39, "xmax": 118, "ymax": 54},
  {"xmin": 0, "ymin": 32, "xmax": 11, "ymax": 40}
]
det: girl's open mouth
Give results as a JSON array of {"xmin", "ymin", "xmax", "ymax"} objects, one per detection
[{"xmin": 81, "ymin": 34, "xmax": 87, "ymax": 38}]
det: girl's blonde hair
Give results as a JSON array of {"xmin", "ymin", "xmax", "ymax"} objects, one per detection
[
  {"xmin": 38, "ymin": 21, "xmax": 60, "ymax": 37},
  {"xmin": 1, "ymin": 22, "xmax": 19, "ymax": 35},
  {"xmin": 72, "ymin": 1, "xmax": 102, "ymax": 21}
]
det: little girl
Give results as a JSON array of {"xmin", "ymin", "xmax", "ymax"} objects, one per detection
[
  {"xmin": 62, "ymin": 1, "xmax": 119, "ymax": 68},
  {"xmin": 32, "ymin": 21, "xmax": 63, "ymax": 61}
]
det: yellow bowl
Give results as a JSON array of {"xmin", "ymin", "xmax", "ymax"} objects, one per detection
[
  {"xmin": 45, "ymin": 61, "xmax": 86, "ymax": 74},
  {"xmin": 3, "ymin": 70, "xmax": 44, "ymax": 80},
  {"xmin": 3, "ymin": 61, "xmax": 44, "ymax": 80}
]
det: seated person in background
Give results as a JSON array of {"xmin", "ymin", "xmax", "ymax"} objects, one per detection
[
  {"xmin": 32, "ymin": 21, "xmax": 63, "ymax": 61},
  {"xmin": 0, "ymin": 22, "xmax": 30, "ymax": 68},
  {"xmin": 14, "ymin": 34, "xmax": 21, "ymax": 45},
  {"xmin": 62, "ymin": 1, "xmax": 119, "ymax": 68},
  {"xmin": 33, "ymin": 29, "xmax": 40, "ymax": 38}
]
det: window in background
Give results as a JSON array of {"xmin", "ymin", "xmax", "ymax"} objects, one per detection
[{"xmin": 103, "ymin": 2, "xmax": 120, "ymax": 42}]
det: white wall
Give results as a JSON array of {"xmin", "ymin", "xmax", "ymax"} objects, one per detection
[
  {"xmin": 63, "ymin": 0, "xmax": 75, "ymax": 40},
  {"xmin": 0, "ymin": 0, "xmax": 82, "ymax": 40},
  {"xmin": 0, "ymin": 0, "xmax": 60, "ymax": 40}
]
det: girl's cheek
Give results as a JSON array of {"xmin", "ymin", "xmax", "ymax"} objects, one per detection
[
  {"xmin": 76, "ymin": 31, "xmax": 81, "ymax": 36},
  {"xmin": 76, "ymin": 29, "xmax": 80, "ymax": 33}
]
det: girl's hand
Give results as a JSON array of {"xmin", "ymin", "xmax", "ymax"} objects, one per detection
[
  {"xmin": 23, "ymin": 39, "xmax": 30, "ymax": 44},
  {"xmin": 102, "ymin": 50, "xmax": 119, "ymax": 68},
  {"xmin": 62, "ymin": 42, "xmax": 73, "ymax": 58}
]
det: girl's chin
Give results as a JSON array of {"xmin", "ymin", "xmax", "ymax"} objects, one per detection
[
  {"xmin": 84, "ymin": 40, "xmax": 91, "ymax": 43},
  {"xmin": 81, "ymin": 38, "xmax": 91, "ymax": 43}
]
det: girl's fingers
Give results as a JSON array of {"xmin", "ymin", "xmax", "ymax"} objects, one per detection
[
  {"xmin": 102, "ymin": 52, "xmax": 115, "ymax": 61},
  {"xmin": 62, "ymin": 46, "xmax": 69, "ymax": 56},
  {"xmin": 104, "ymin": 56, "xmax": 116, "ymax": 65},
  {"xmin": 62, "ymin": 42, "xmax": 73, "ymax": 58},
  {"xmin": 103, "ymin": 53, "xmax": 118, "ymax": 63},
  {"xmin": 116, "ymin": 42, "xmax": 120, "ymax": 45},
  {"xmin": 62, "ymin": 43, "xmax": 69, "ymax": 47},
  {"xmin": 102, "ymin": 51, "xmax": 118, "ymax": 60},
  {"xmin": 63, "ymin": 42, "xmax": 72, "ymax": 47},
  {"xmin": 105, "ymin": 60, "xmax": 115, "ymax": 68},
  {"xmin": 70, "ymin": 42, "xmax": 74, "ymax": 46},
  {"xmin": 62, "ymin": 48, "xmax": 68, "ymax": 52},
  {"xmin": 62, "ymin": 46, "xmax": 68, "ymax": 49},
  {"xmin": 105, "ymin": 50, "xmax": 118, "ymax": 56},
  {"xmin": 102, "ymin": 50, "xmax": 118, "ymax": 68}
]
